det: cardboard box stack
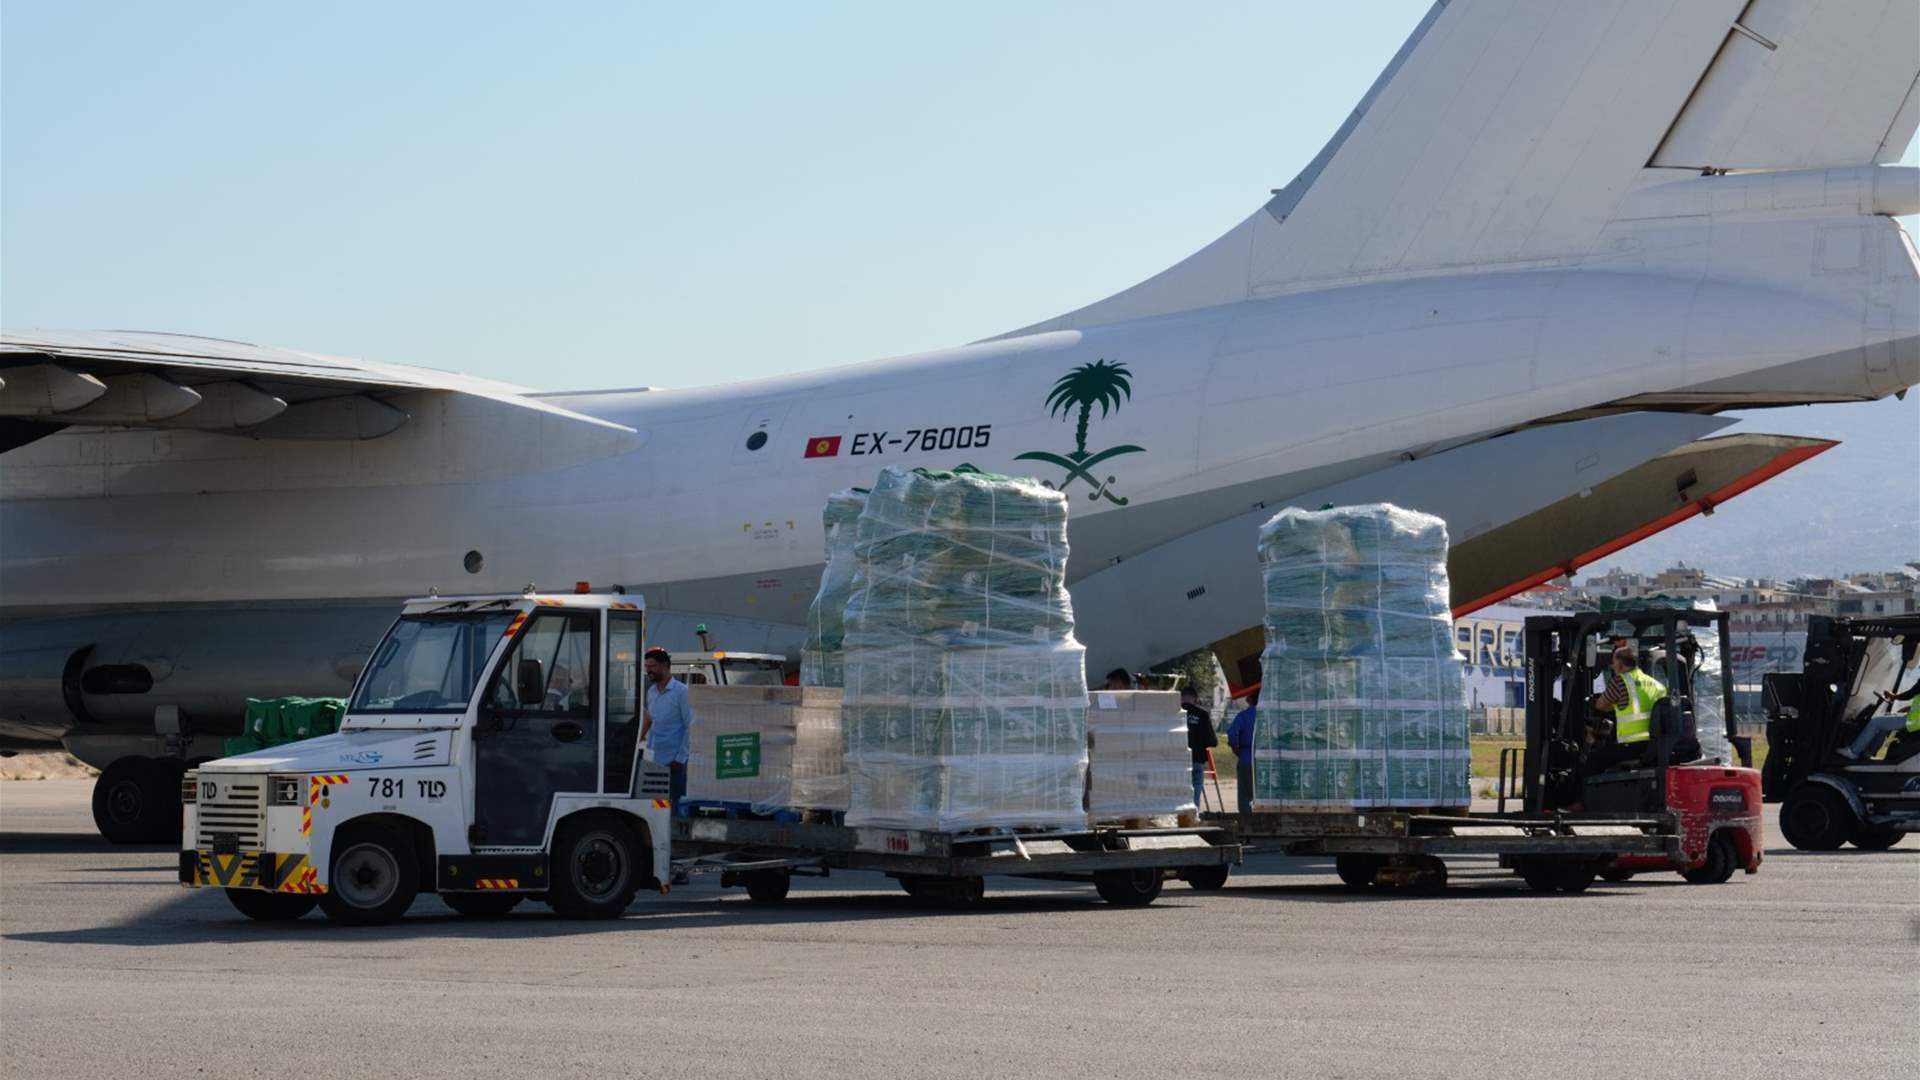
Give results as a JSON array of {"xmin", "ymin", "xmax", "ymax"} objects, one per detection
[
  {"xmin": 801, "ymin": 488, "xmax": 868, "ymax": 688},
  {"xmin": 1251, "ymin": 504, "xmax": 1470, "ymax": 810},
  {"xmin": 1086, "ymin": 690, "xmax": 1195, "ymax": 822},
  {"xmin": 841, "ymin": 466, "xmax": 1089, "ymax": 831},
  {"xmin": 685, "ymin": 685, "xmax": 849, "ymax": 814}
]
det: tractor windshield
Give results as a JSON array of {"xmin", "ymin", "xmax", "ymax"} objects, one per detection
[{"xmin": 350, "ymin": 611, "xmax": 517, "ymax": 713}]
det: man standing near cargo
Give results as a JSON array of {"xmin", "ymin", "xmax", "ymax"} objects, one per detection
[
  {"xmin": 1226, "ymin": 689, "xmax": 1258, "ymax": 816},
  {"xmin": 640, "ymin": 647, "xmax": 693, "ymax": 811},
  {"xmin": 1181, "ymin": 686, "xmax": 1216, "ymax": 810}
]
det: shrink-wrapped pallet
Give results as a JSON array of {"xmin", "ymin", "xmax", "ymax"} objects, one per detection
[
  {"xmin": 1252, "ymin": 504, "xmax": 1470, "ymax": 809},
  {"xmin": 842, "ymin": 467, "xmax": 1088, "ymax": 831},
  {"xmin": 1087, "ymin": 690, "xmax": 1195, "ymax": 822},
  {"xmin": 685, "ymin": 685, "xmax": 849, "ymax": 813},
  {"xmin": 801, "ymin": 488, "xmax": 868, "ymax": 688}
]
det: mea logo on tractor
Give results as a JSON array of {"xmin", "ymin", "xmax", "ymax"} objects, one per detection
[{"xmin": 1015, "ymin": 359, "xmax": 1143, "ymax": 507}]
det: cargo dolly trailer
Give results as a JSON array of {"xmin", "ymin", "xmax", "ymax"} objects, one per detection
[
  {"xmin": 1198, "ymin": 807, "xmax": 1681, "ymax": 893},
  {"xmin": 671, "ymin": 815, "xmax": 1241, "ymax": 908}
]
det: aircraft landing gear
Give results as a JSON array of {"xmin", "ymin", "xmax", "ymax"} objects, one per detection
[{"xmin": 91, "ymin": 756, "xmax": 186, "ymax": 844}]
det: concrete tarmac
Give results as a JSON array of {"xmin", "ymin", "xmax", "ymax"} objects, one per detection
[{"xmin": 2, "ymin": 779, "xmax": 1914, "ymax": 1080}]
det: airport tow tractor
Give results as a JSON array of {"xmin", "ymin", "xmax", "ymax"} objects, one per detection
[
  {"xmin": 1504, "ymin": 608, "xmax": 1763, "ymax": 886},
  {"xmin": 182, "ymin": 589, "xmax": 1238, "ymax": 921},
  {"xmin": 1762, "ymin": 615, "xmax": 1920, "ymax": 851},
  {"xmin": 181, "ymin": 591, "xmax": 675, "ymax": 924},
  {"xmin": 671, "ymin": 650, "xmax": 789, "ymax": 686}
]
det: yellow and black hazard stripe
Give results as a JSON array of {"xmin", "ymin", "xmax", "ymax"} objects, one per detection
[{"xmin": 187, "ymin": 851, "xmax": 328, "ymax": 894}]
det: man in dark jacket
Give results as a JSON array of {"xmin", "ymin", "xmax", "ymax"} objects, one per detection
[
  {"xmin": 1181, "ymin": 687, "xmax": 1216, "ymax": 809},
  {"xmin": 1225, "ymin": 689, "xmax": 1259, "ymax": 816}
]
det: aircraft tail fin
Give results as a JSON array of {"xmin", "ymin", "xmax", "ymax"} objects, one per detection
[{"xmin": 1001, "ymin": 0, "xmax": 1920, "ymax": 338}]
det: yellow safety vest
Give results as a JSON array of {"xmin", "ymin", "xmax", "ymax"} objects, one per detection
[
  {"xmin": 1906, "ymin": 696, "xmax": 1920, "ymax": 734},
  {"xmin": 1613, "ymin": 668, "xmax": 1667, "ymax": 744}
]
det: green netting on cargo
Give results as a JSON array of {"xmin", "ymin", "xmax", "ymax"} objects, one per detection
[
  {"xmin": 800, "ymin": 487, "xmax": 869, "ymax": 688},
  {"xmin": 224, "ymin": 696, "xmax": 345, "ymax": 756},
  {"xmin": 841, "ymin": 466, "xmax": 1089, "ymax": 830},
  {"xmin": 1251, "ymin": 504, "xmax": 1470, "ymax": 809}
]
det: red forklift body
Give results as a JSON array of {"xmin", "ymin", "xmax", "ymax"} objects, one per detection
[{"xmin": 1612, "ymin": 763, "xmax": 1763, "ymax": 874}]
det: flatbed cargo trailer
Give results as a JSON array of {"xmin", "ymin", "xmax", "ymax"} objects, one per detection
[
  {"xmin": 671, "ymin": 814, "xmax": 1241, "ymax": 907},
  {"xmin": 1197, "ymin": 808, "xmax": 1683, "ymax": 893}
]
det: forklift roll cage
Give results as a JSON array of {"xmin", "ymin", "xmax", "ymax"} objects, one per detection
[{"xmin": 1510, "ymin": 608, "xmax": 1743, "ymax": 815}]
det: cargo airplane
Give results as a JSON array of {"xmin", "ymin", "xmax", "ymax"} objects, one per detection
[{"xmin": 4, "ymin": 0, "xmax": 1918, "ymax": 840}]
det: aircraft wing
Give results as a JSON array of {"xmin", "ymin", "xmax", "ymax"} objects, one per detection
[
  {"xmin": 1067, "ymin": 413, "xmax": 1835, "ymax": 689},
  {"xmin": 0, "ymin": 329, "xmax": 634, "ymax": 444},
  {"xmin": 1011, "ymin": 0, "xmax": 1920, "ymax": 335}
]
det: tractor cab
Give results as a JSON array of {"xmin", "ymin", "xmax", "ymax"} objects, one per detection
[
  {"xmin": 671, "ymin": 651, "xmax": 789, "ymax": 687},
  {"xmin": 1509, "ymin": 608, "xmax": 1762, "ymax": 884}
]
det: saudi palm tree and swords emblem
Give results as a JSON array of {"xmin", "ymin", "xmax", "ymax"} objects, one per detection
[{"xmin": 1015, "ymin": 359, "xmax": 1143, "ymax": 506}]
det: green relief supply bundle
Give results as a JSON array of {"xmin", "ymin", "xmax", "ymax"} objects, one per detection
[
  {"xmin": 800, "ymin": 488, "xmax": 869, "ymax": 688},
  {"xmin": 841, "ymin": 467, "xmax": 1089, "ymax": 830},
  {"xmin": 1252, "ymin": 504, "xmax": 1470, "ymax": 809},
  {"xmin": 224, "ymin": 697, "xmax": 345, "ymax": 757}
]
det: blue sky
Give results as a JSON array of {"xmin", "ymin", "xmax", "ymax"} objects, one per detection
[
  {"xmin": 3, "ymin": 3, "xmax": 1915, "ymax": 574},
  {"xmin": 4, "ymin": 2, "xmax": 1431, "ymax": 384}
]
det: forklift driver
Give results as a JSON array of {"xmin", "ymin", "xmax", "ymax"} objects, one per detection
[{"xmin": 1589, "ymin": 644, "xmax": 1666, "ymax": 771}]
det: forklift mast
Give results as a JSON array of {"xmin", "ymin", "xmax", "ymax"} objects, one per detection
[{"xmin": 1516, "ymin": 608, "xmax": 1740, "ymax": 815}]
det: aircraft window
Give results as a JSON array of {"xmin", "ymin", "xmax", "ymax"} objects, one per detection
[{"xmin": 351, "ymin": 613, "xmax": 514, "ymax": 713}]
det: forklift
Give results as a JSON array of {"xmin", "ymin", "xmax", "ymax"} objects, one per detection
[
  {"xmin": 1507, "ymin": 608, "xmax": 1763, "ymax": 885},
  {"xmin": 1761, "ymin": 614, "xmax": 1920, "ymax": 851}
]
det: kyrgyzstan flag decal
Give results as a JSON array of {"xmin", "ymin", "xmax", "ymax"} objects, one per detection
[{"xmin": 804, "ymin": 435, "xmax": 843, "ymax": 458}]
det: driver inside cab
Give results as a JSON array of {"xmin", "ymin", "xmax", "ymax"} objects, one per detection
[{"xmin": 1589, "ymin": 643, "xmax": 1666, "ymax": 769}]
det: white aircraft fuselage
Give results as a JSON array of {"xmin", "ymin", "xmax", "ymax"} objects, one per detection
[{"xmin": 4, "ymin": 1, "xmax": 1919, "ymax": 775}]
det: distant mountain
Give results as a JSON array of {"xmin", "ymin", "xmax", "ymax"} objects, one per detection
[{"xmin": 1593, "ymin": 394, "xmax": 1919, "ymax": 578}]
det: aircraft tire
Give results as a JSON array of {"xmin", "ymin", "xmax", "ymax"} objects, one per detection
[{"xmin": 91, "ymin": 757, "xmax": 180, "ymax": 844}]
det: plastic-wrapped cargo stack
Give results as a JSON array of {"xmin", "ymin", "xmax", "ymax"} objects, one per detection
[
  {"xmin": 841, "ymin": 466, "xmax": 1088, "ymax": 831},
  {"xmin": 1252, "ymin": 504, "xmax": 1470, "ymax": 810},
  {"xmin": 800, "ymin": 488, "xmax": 868, "ymax": 688}
]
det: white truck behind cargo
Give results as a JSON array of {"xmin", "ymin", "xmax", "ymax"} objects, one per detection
[{"xmin": 180, "ymin": 592, "xmax": 674, "ymax": 925}]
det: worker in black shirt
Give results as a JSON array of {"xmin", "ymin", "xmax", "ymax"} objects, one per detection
[{"xmin": 1181, "ymin": 686, "xmax": 1217, "ymax": 810}]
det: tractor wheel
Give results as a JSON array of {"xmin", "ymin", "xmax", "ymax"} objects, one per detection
[
  {"xmin": 1850, "ymin": 824, "xmax": 1905, "ymax": 851},
  {"xmin": 1517, "ymin": 858, "xmax": 1558, "ymax": 893},
  {"xmin": 442, "ymin": 892, "xmax": 523, "ymax": 918},
  {"xmin": 1780, "ymin": 785, "xmax": 1853, "ymax": 851},
  {"xmin": 546, "ymin": 813, "xmax": 643, "ymax": 919},
  {"xmin": 1334, "ymin": 854, "xmax": 1381, "ymax": 889},
  {"xmin": 1682, "ymin": 831, "xmax": 1738, "ymax": 885},
  {"xmin": 317, "ymin": 824, "xmax": 420, "ymax": 926},
  {"xmin": 1598, "ymin": 864, "xmax": 1636, "ymax": 883},
  {"xmin": 224, "ymin": 888, "xmax": 317, "ymax": 922}
]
